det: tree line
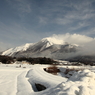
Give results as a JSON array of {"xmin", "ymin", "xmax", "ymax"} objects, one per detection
[{"xmin": 0, "ymin": 55, "xmax": 56, "ymax": 64}]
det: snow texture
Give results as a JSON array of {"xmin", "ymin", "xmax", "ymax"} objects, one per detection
[{"xmin": 0, "ymin": 63, "xmax": 95, "ymax": 95}]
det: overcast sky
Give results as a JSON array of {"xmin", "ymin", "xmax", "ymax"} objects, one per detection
[{"xmin": 0, "ymin": 0, "xmax": 95, "ymax": 51}]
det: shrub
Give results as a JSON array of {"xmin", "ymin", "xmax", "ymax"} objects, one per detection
[
  {"xmin": 63, "ymin": 68, "xmax": 84, "ymax": 77},
  {"xmin": 0, "ymin": 55, "xmax": 14, "ymax": 64},
  {"xmin": 64, "ymin": 68, "xmax": 79, "ymax": 74},
  {"xmin": 45, "ymin": 65, "xmax": 60, "ymax": 75}
]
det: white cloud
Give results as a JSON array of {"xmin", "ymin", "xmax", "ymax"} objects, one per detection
[
  {"xmin": 49, "ymin": 33, "xmax": 95, "ymax": 55},
  {"xmin": 51, "ymin": 33, "xmax": 94, "ymax": 45}
]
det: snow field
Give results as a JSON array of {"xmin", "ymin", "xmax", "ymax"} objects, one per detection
[
  {"xmin": 0, "ymin": 64, "xmax": 34, "ymax": 95},
  {"xmin": 16, "ymin": 71, "xmax": 34, "ymax": 95},
  {"xmin": 0, "ymin": 64, "xmax": 95, "ymax": 95},
  {"xmin": 0, "ymin": 68, "xmax": 25, "ymax": 95}
]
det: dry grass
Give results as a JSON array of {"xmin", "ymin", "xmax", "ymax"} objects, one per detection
[
  {"xmin": 64, "ymin": 68, "xmax": 84, "ymax": 75},
  {"xmin": 44, "ymin": 65, "xmax": 60, "ymax": 75}
]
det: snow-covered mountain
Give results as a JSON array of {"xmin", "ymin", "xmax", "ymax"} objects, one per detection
[
  {"xmin": 2, "ymin": 43, "xmax": 34, "ymax": 56},
  {"xmin": 2, "ymin": 37, "xmax": 80, "ymax": 59}
]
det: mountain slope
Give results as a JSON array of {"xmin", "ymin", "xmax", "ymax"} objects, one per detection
[
  {"xmin": 2, "ymin": 43, "xmax": 34, "ymax": 56},
  {"xmin": 1, "ymin": 37, "xmax": 80, "ymax": 59}
]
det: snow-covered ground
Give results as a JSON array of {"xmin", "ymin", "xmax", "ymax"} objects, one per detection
[{"xmin": 0, "ymin": 63, "xmax": 95, "ymax": 95}]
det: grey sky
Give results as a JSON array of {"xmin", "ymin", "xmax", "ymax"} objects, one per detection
[{"xmin": 0, "ymin": 0, "xmax": 95, "ymax": 51}]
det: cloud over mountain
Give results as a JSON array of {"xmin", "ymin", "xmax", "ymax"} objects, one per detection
[
  {"xmin": 44, "ymin": 33, "xmax": 95, "ymax": 56},
  {"xmin": 50, "ymin": 33, "xmax": 95, "ymax": 45},
  {"xmin": 1, "ymin": 33, "xmax": 95, "ymax": 59}
]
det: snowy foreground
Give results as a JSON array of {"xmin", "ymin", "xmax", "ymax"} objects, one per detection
[{"xmin": 0, "ymin": 64, "xmax": 95, "ymax": 95}]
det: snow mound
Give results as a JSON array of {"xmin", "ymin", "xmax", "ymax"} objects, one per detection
[
  {"xmin": 44, "ymin": 69, "xmax": 95, "ymax": 95},
  {"xmin": 25, "ymin": 65, "xmax": 95, "ymax": 95}
]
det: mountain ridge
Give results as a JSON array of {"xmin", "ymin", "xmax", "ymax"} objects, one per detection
[{"xmin": 1, "ymin": 37, "xmax": 80, "ymax": 59}]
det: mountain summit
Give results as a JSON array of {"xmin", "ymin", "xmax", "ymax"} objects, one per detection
[{"xmin": 2, "ymin": 37, "xmax": 80, "ymax": 59}]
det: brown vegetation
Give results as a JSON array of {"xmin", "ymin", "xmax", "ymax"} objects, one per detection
[
  {"xmin": 44, "ymin": 65, "xmax": 60, "ymax": 75},
  {"xmin": 64, "ymin": 68, "xmax": 79, "ymax": 75}
]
